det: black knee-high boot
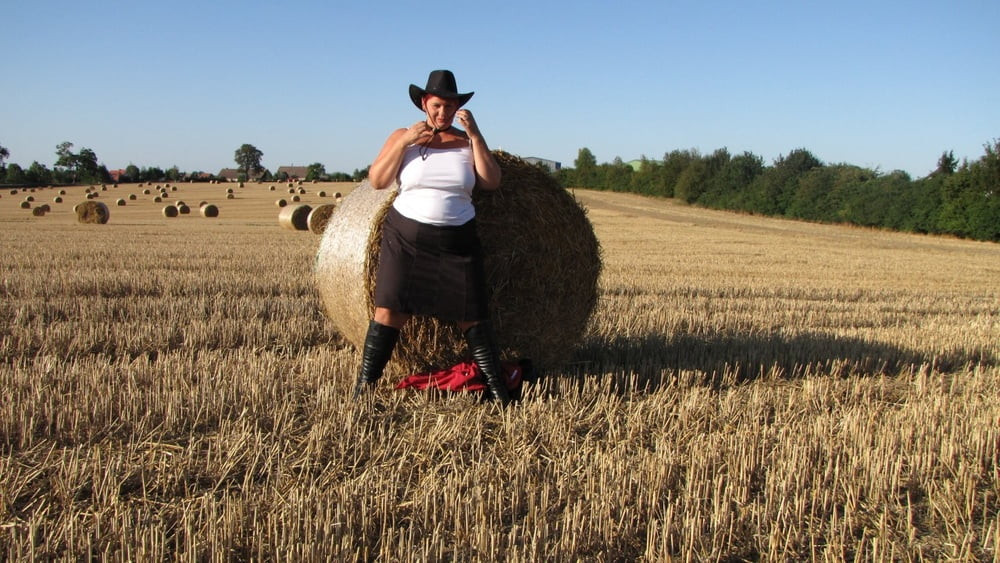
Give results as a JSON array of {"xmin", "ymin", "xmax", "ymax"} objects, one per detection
[
  {"xmin": 464, "ymin": 321, "xmax": 512, "ymax": 406},
  {"xmin": 354, "ymin": 320, "xmax": 400, "ymax": 398}
]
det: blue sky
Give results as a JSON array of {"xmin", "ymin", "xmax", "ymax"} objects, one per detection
[{"xmin": 2, "ymin": 0, "xmax": 997, "ymax": 179}]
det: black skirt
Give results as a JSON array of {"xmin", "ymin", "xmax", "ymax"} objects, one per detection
[{"xmin": 373, "ymin": 206, "xmax": 489, "ymax": 322}]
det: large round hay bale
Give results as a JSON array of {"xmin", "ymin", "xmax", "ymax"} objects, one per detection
[
  {"xmin": 162, "ymin": 205, "xmax": 178, "ymax": 218},
  {"xmin": 200, "ymin": 204, "xmax": 219, "ymax": 218},
  {"xmin": 177, "ymin": 204, "xmax": 191, "ymax": 214},
  {"xmin": 314, "ymin": 151, "xmax": 602, "ymax": 374},
  {"xmin": 307, "ymin": 203, "xmax": 336, "ymax": 234},
  {"xmin": 20, "ymin": 201, "xmax": 31, "ymax": 209},
  {"xmin": 76, "ymin": 201, "xmax": 110, "ymax": 224},
  {"xmin": 278, "ymin": 204, "xmax": 312, "ymax": 231},
  {"xmin": 32, "ymin": 206, "xmax": 46, "ymax": 217},
  {"xmin": 116, "ymin": 198, "xmax": 126, "ymax": 206}
]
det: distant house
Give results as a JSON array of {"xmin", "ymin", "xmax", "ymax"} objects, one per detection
[
  {"xmin": 218, "ymin": 168, "xmax": 242, "ymax": 182},
  {"xmin": 523, "ymin": 157, "xmax": 561, "ymax": 173},
  {"xmin": 277, "ymin": 166, "xmax": 310, "ymax": 181},
  {"xmin": 108, "ymin": 169, "xmax": 127, "ymax": 182}
]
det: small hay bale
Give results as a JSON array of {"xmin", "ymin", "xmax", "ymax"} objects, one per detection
[
  {"xmin": 162, "ymin": 205, "xmax": 178, "ymax": 218},
  {"xmin": 32, "ymin": 207, "xmax": 46, "ymax": 217},
  {"xmin": 269, "ymin": 185, "xmax": 276, "ymax": 191},
  {"xmin": 116, "ymin": 198, "xmax": 126, "ymax": 206},
  {"xmin": 318, "ymin": 191, "xmax": 327, "ymax": 197},
  {"xmin": 276, "ymin": 199, "xmax": 287, "ymax": 207},
  {"xmin": 59, "ymin": 189, "xmax": 66, "ymax": 195},
  {"xmin": 20, "ymin": 201, "xmax": 31, "ymax": 209},
  {"xmin": 171, "ymin": 186, "xmax": 177, "ymax": 192},
  {"xmin": 54, "ymin": 196, "xmax": 63, "ymax": 203},
  {"xmin": 40, "ymin": 204, "xmax": 50, "ymax": 213},
  {"xmin": 334, "ymin": 192, "xmax": 342, "ymax": 199},
  {"xmin": 297, "ymin": 188, "xmax": 306, "ymax": 195},
  {"xmin": 154, "ymin": 196, "xmax": 162, "ymax": 203},
  {"xmin": 200, "ymin": 204, "xmax": 219, "ymax": 218},
  {"xmin": 9, "ymin": 190, "xmax": 17, "ymax": 195},
  {"xmin": 307, "ymin": 203, "xmax": 336, "ymax": 234},
  {"xmin": 314, "ymin": 152, "xmax": 602, "ymax": 374},
  {"xmin": 278, "ymin": 204, "xmax": 312, "ymax": 231},
  {"xmin": 175, "ymin": 200, "xmax": 186, "ymax": 207},
  {"xmin": 128, "ymin": 194, "xmax": 137, "ymax": 200},
  {"xmin": 227, "ymin": 193, "xmax": 235, "ymax": 199},
  {"xmin": 226, "ymin": 188, "xmax": 234, "ymax": 194},
  {"xmin": 288, "ymin": 188, "xmax": 295, "ymax": 194},
  {"xmin": 292, "ymin": 195, "xmax": 301, "ymax": 202},
  {"xmin": 143, "ymin": 189, "xmax": 151, "ymax": 195},
  {"xmin": 76, "ymin": 201, "xmax": 110, "ymax": 224},
  {"xmin": 25, "ymin": 195, "xmax": 35, "ymax": 202},
  {"xmin": 177, "ymin": 204, "xmax": 191, "ymax": 214}
]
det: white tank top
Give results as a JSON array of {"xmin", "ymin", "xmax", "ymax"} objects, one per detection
[{"xmin": 392, "ymin": 144, "xmax": 476, "ymax": 226}]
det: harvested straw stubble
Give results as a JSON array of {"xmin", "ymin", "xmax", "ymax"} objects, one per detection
[
  {"xmin": 315, "ymin": 151, "xmax": 602, "ymax": 374},
  {"xmin": 307, "ymin": 203, "xmax": 336, "ymax": 234},
  {"xmin": 75, "ymin": 201, "xmax": 109, "ymax": 224},
  {"xmin": 279, "ymin": 204, "xmax": 311, "ymax": 231}
]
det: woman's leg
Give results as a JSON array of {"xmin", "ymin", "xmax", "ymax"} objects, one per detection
[
  {"xmin": 354, "ymin": 307, "xmax": 411, "ymax": 398},
  {"xmin": 462, "ymin": 320, "xmax": 512, "ymax": 405}
]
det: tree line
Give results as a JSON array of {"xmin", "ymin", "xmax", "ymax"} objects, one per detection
[
  {"xmin": 0, "ymin": 142, "xmax": 369, "ymax": 186},
  {"xmin": 556, "ymin": 142, "xmax": 1000, "ymax": 242}
]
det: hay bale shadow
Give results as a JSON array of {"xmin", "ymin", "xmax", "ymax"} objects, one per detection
[{"xmin": 563, "ymin": 330, "xmax": 995, "ymax": 395}]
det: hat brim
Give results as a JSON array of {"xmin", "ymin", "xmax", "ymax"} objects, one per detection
[{"xmin": 409, "ymin": 84, "xmax": 474, "ymax": 110}]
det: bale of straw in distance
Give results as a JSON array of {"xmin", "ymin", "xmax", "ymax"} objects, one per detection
[
  {"xmin": 20, "ymin": 201, "xmax": 31, "ymax": 209},
  {"xmin": 276, "ymin": 199, "xmax": 287, "ymax": 207},
  {"xmin": 32, "ymin": 206, "xmax": 46, "ymax": 216},
  {"xmin": 200, "ymin": 204, "xmax": 219, "ymax": 218},
  {"xmin": 278, "ymin": 204, "xmax": 312, "ymax": 231},
  {"xmin": 162, "ymin": 205, "xmax": 178, "ymax": 218},
  {"xmin": 314, "ymin": 151, "xmax": 602, "ymax": 374},
  {"xmin": 116, "ymin": 198, "xmax": 126, "ymax": 206},
  {"xmin": 178, "ymin": 204, "xmax": 191, "ymax": 214},
  {"xmin": 76, "ymin": 201, "xmax": 110, "ymax": 224},
  {"xmin": 307, "ymin": 203, "xmax": 336, "ymax": 234}
]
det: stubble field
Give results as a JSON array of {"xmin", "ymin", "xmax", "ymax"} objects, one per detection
[{"xmin": 1, "ymin": 179, "xmax": 998, "ymax": 560}]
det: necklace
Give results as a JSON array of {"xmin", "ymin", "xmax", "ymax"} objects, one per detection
[{"xmin": 419, "ymin": 125, "xmax": 452, "ymax": 160}]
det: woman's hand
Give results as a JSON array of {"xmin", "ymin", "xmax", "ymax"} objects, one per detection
[
  {"xmin": 403, "ymin": 121, "xmax": 434, "ymax": 145},
  {"xmin": 456, "ymin": 110, "xmax": 481, "ymax": 139}
]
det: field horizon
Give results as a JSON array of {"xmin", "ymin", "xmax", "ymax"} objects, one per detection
[{"xmin": 2, "ymin": 179, "xmax": 997, "ymax": 560}]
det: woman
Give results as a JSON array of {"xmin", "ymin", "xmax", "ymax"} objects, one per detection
[{"xmin": 355, "ymin": 69, "xmax": 511, "ymax": 405}]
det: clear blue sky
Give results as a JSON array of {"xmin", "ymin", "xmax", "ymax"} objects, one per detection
[{"xmin": 2, "ymin": 0, "xmax": 997, "ymax": 179}]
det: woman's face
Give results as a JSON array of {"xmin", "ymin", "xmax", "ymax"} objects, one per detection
[{"xmin": 422, "ymin": 95, "xmax": 460, "ymax": 130}]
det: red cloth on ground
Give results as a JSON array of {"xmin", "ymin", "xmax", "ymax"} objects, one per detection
[{"xmin": 395, "ymin": 360, "xmax": 523, "ymax": 393}]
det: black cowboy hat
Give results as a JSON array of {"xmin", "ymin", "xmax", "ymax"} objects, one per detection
[{"xmin": 409, "ymin": 70, "xmax": 474, "ymax": 110}]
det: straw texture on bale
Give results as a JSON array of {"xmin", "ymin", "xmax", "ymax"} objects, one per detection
[
  {"xmin": 278, "ymin": 204, "xmax": 312, "ymax": 231},
  {"xmin": 307, "ymin": 203, "xmax": 336, "ymax": 234},
  {"xmin": 315, "ymin": 151, "xmax": 602, "ymax": 374},
  {"xmin": 76, "ymin": 201, "xmax": 110, "ymax": 224}
]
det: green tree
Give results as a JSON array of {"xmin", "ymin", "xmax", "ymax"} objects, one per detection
[
  {"xmin": 306, "ymin": 162, "xmax": 327, "ymax": 181},
  {"xmin": 352, "ymin": 166, "xmax": 370, "ymax": 182},
  {"xmin": 573, "ymin": 147, "xmax": 599, "ymax": 188},
  {"xmin": 124, "ymin": 164, "xmax": 140, "ymax": 182},
  {"xmin": 4, "ymin": 163, "xmax": 25, "ymax": 184},
  {"xmin": 25, "ymin": 161, "xmax": 53, "ymax": 186},
  {"xmin": 234, "ymin": 144, "xmax": 264, "ymax": 179},
  {"xmin": 0, "ymin": 143, "xmax": 9, "ymax": 169}
]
